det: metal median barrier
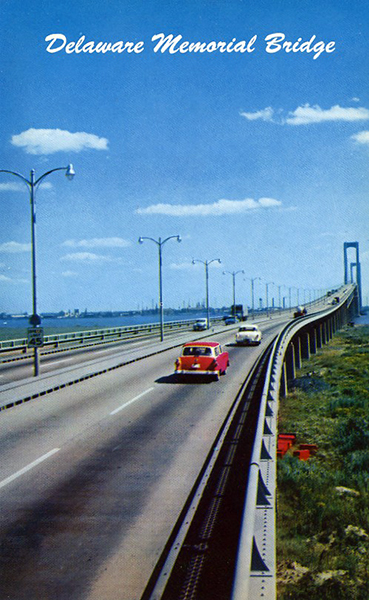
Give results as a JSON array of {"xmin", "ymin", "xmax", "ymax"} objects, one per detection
[
  {"xmin": 0, "ymin": 317, "xmax": 225, "ymax": 354},
  {"xmin": 0, "ymin": 302, "xmax": 326, "ymax": 356}
]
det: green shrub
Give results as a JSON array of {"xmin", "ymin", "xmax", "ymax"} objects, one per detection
[
  {"xmin": 325, "ymin": 397, "xmax": 357, "ymax": 417},
  {"xmin": 333, "ymin": 417, "xmax": 369, "ymax": 454},
  {"xmin": 345, "ymin": 450, "xmax": 369, "ymax": 474}
]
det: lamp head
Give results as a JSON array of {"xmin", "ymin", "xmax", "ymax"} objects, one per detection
[
  {"xmin": 65, "ymin": 164, "xmax": 75, "ymax": 180},
  {"xmin": 138, "ymin": 237, "xmax": 144, "ymax": 244}
]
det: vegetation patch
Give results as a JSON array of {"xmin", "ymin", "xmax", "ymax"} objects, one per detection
[{"xmin": 277, "ymin": 325, "xmax": 369, "ymax": 599}]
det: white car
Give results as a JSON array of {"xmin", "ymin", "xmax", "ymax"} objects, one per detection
[
  {"xmin": 235, "ymin": 324, "xmax": 262, "ymax": 345},
  {"xmin": 193, "ymin": 318, "xmax": 208, "ymax": 331}
]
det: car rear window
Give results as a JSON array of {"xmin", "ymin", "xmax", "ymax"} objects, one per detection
[{"xmin": 183, "ymin": 346, "xmax": 213, "ymax": 356}]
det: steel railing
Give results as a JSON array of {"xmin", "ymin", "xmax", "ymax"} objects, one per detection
[{"xmin": 231, "ymin": 285, "xmax": 356, "ymax": 600}]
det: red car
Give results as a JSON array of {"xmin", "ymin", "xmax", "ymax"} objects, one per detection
[
  {"xmin": 293, "ymin": 306, "xmax": 307, "ymax": 318},
  {"xmin": 174, "ymin": 341, "xmax": 229, "ymax": 380}
]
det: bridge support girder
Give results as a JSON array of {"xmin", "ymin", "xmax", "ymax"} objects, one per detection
[
  {"xmin": 344, "ymin": 242, "xmax": 362, "ymax": 315},
  {"xmin": 301, "ymin": 332, "xmax": 310, "ymax": 360}
]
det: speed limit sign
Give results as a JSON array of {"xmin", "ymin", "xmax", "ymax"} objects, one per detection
[{"xmin": 27, "ymin": 327, "xmax": 44, "ymax": 348}]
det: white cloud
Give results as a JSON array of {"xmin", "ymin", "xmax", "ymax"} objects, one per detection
[
  {"xmin": 11, "ymin": 128, "xmax": 109, "ymax": 155},
  {"xmin": 240, "ymin": 104, "xmax": 369, "ymax": 126},
  {"xmin": 61, "ymin": 270, "xmax": 79, "ymax": 277},
  {"xmin": 136, "ymin": 197, "xmax": 282, "ymax": 217},
  {"xmin": 60, "ymin": 252, "xmax": 113, "ymax": 263},
  {"xmin": 62, "ymin": 237, "xmax": 131, "ymax": 248},
  {"xmin": 169, "ymin": 261, "xmax": 195, "ymax": 270},
  {"xmin": 351, "ymin": 130, "xmax": 369, "ymax": 145},
  {"xmin": 285, "ymin": 104, "xmax": 369, "ymax": 125},
  {"xmin": 240, "ymin": 107, "xmax": 274, "ymax": 122},
  {"xmin": 0, "ymin": 274, "xmax": 28, "ymax": 283},
  {"xmin": 0, "ymin": 241, "xmax": 31, "ymax": 253},
  {"xmin": 0, "ymin": 181, "xmax": 53, "ymax": 192},
  {"xmin": 0, "ymin": 182, "xmax": 25, "ymax": 192}
]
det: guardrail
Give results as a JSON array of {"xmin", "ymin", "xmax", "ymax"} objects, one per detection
[
  {"xmin": 0, "ymin": 317, "xmax": 226, "ymax": 353},
  {"xmin": 232, "ymin": 285, "xmax": 356, "ymax": 599},
  {"xmin": 0, "ymin": 296, "xmax": 332, "ymax": 355}
]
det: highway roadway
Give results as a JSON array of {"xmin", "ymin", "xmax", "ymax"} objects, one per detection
[
  {"xmin": 0, "ymin": 333, "xmax": 188, "ymax": 385},
  {"xmin": 0, "ymin": 319, "xmax": 286, "ymax": 600}
]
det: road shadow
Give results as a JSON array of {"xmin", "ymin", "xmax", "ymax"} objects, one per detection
[{"xmin": 156, "ymin": 374, "xmax": 215, "ymax": 384}]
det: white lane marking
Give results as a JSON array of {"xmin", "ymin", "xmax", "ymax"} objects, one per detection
[
  {"xmin": 110, "ymin": 387, "xmax": 154, "ymax": 416},
  {"xmin": 0, "ymin": 448, "xmax": 60, "ymax": 490},
  {"xmin": 43, "ymin": 358, "xmax": 73, "ymax": 369}
]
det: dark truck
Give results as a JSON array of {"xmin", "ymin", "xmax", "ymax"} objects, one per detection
[
  {"xmin": 293, "ymin": 306, "xmax": 307, "ymax": 318},
  {"xmin": 231, "ymin": 304, "xmax": 247, "ymax": 321}
]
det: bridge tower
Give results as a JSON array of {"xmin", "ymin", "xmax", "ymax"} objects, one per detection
[{"xmin": 343, "ymin": 242, "xmax": 362, "ymax": 315}]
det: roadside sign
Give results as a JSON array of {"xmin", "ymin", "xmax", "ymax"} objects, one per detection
[
  {"xmin": 29, "ymin": 313, "xmax": 41, "ymax": 326},
  {"xmin": 27, "ymin": 327, "xmax": 44, "ymax": 348}
]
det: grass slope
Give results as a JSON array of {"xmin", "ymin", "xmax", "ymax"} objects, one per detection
[{"xmin": 277, "ymin": 325, "xmax": 369, "ymax": 599}]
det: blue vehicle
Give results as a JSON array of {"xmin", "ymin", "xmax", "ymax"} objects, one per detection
[{"xmin": 224, "ymin": 315, "xmax": 238, "ymax": 325}]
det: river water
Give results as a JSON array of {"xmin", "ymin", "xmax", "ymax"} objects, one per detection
[{"xmin": 0, "ymin": 311, "xmax": 214, "ymax": 339}]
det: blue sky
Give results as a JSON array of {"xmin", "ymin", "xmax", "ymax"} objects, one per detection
[{"xmin": 1, "ymin": 0, "xmax": 368, "ymax": 313}]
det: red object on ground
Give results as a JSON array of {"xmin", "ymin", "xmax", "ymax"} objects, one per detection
[
  {"xmin": 277, "ymin": 434, "xmax": 317, "ymax": 460},
  {"xmin": 277, "ymin": 433, "xmax": 296, "ymax": 457},
  {"xmin": 279, "ymin": 434, "xmax": 296, "ymax": 442},
  {"xmin": 299, "ymin": 443, "xmax": 318, "ymax": 455},
  {"xmin": 293, "ymin": 449, "xmax": 311, "ymax": 460}
]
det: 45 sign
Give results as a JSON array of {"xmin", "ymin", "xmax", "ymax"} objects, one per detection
[{"xmin": 27, "ymin": 327, "xmax": 44, "ymax": 348}]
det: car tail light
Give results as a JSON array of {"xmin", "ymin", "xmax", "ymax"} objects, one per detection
[{"xmin": 175, "ymin": 359, "xmax": 180, "ymax": 369}]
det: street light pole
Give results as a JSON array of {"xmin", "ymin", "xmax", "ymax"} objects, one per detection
[
  {"xmin": 290, "ymin": 286, "xmax": 299, "ymax": 308},
  {"xmin": 265, "ymin": 281, "xmax": 274, "ymax": 317},
  {"xmin": 138, "ymin": 235, "xmax": 181, "ymax": 342},
  {"xmin": 247, "ymin": 276, "xmax": 261, "ymax": 319},
  {"xmin": 223, "ymin": 270, "xmax": 244, "ymax": 315},
  {"xmin": 30, "ymin": 170, "xmax": 37, "ymax": 320},
  {"xmin": 193, "ymin": 258, "xmax": 221, "ymax": 328},
  {"xmin": 0, "ymin": 164, "xmax": 75, "ymax": 376}
]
